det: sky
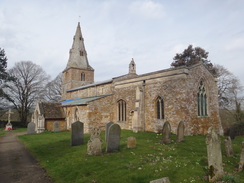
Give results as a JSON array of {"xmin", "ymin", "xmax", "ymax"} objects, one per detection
[{"xmin": 1, "ymin": 0, "xmax": 244, "ymax": 86}]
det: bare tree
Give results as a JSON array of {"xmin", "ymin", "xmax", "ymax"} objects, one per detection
[
  {"xmin": 45, "ymin": 73, "xmax": 62, "ymax": 102},
  {"xmin": 215, "ymin": 64, "xmax": 244, "ymax": 122},
  {"xmin": 5, "ymin": 61, "xmax": 49, "ymax": 124}
]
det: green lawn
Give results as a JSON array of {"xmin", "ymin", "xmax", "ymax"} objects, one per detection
[{"xmin": 18, "ymin": 130, "xmax": 244, "ymax": 183}]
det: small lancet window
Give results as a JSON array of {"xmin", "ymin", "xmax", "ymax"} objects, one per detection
[
  {"xmin": 156, "ymin": 96, "xmax": 164, "ymax": 119},
  {"xmin": 197, "ymin": 81, "xmax": 208, "ymax": 116},
  {"xmin": 81, "ymin": 73, "xmax": 85, "ymax": 81},
  {"xmin": 118, "ymin": 99, "xmax": 126, "ymax": 121},
  {"xmin": 80, "ymin": 51, "xmax": 84, "ymax": 56}
]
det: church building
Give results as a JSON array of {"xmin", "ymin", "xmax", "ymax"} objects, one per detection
[{"xmin": 61, "ymin": 22, "xmax": 223, "ymax": 135}]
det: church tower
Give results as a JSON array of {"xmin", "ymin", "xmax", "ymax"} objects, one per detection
[{"xmin": 62, "ymin": 22, "xmax": 94, "ymax": 100}]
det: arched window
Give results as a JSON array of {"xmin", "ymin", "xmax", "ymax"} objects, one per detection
[
  {"xmin": 198, "ymin": 81, "xmax": 208, "ymax": 116},
  {"xmin": 118, "ymin": 99, "xmax": 126, "ymax": 121},
  {"xmin": 156, "ymin": 96, "xmax": 164, "ymax": 119},
  {"xmin": 81, "ymin": 73, "xmax": 85, "ymax": 81}
]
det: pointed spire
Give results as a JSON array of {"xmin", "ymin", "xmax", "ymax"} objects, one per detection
[
  {"xmin": 66, "ymin": 22, "xmax": 93, "ymax": 70},
  {"xmin": 129, "ymin": 58, "xmax": 136, "ymax": 74}
]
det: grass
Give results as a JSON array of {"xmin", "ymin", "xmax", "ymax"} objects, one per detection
[{"xmin": 18, "ymin": 130, "xmax": 244, "ymax": 183}]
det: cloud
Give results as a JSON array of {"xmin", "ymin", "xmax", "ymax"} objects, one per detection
[
  {"xmin": 129, "ymin": 0, "xmax": 165, "ymax": 19},
  {"xmin": 225, "ymin": 37, "xmax": 244, "ymax": 52}
]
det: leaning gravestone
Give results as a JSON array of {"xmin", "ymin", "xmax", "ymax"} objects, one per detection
[
  {"xmin": 177, "ymin": 121, "xmax": 184, "ymax": 142},
  {"xmin": 71, "ymin": 121, "xmax": 84, "ymax": 146},
  {"xmin": 106, "ymin": 123, "xmax": 121, "ymax": 153},
  {"xmin": 161, "ymin": 121, "xmax": 171, "ymax": 144},
  {"xmin": 87, "ymin": 127, "xmax": 102, "ymax": 155},
  {"xmin": 27, "ymin": 122, "xmax": 36, "ymax": 134},
  {"xmin": 224, "ymin": 136, "xmax": 233, "ymax": 157},
  {"xmin": 105, "ymin": 121, "xmax": 114, "ymax": 142},
  {"xmin": 53, "ymin": 121, "xmax": 59, "ymax": 132},
  {"xmin": 239, "ymin": 141, "xmax": 244, "ymax": 171},
  {"xmin": 206, "ymin": 127, "xmax": 224, "ymax": 182},
  {"xmin": 150, "ymin": 177, "xmax": 170, "ymax": 183},
  {"xmin": 127, "ymin": 137, "xmax": 136, "ymax": 148}
]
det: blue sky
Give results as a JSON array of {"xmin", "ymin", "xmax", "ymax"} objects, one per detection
[{"xmin": 1, "ymin": 0, "xmax": 244, "ymax": 86}]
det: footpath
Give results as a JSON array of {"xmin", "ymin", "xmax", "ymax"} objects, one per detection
[{"xmin": 0, "ymin": 131, "xmax": 53, "ymax": 183}]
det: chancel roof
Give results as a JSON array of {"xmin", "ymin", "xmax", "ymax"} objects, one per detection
[{"xmin": 39, "ymin": 102, "xmax": 65, "ymax": 119}]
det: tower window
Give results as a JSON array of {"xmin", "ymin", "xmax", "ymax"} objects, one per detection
[
  {"xmin": 80, "ymin": 51, "xmax": 84, "ymax": 56},
  {"xmin": 156, "ymin": 96, "xmax": 164, "ymax": 119},
  {"xmin": 81, "ymin": 73, "xmax": 85, "ymax": 81},
  {"xmin": 118, "ymin": 99, "xmax": 126, "ymax": 121},
  {"xmin": 198, "ymin": 81, "xmax": 208, "ymax": 116}
]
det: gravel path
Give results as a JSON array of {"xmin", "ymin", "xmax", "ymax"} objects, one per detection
[{"xmin": 0, "ymin": 131, "xmax": 53, "ymax": 183}]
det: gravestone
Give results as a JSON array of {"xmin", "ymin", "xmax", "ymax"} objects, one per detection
[
  {"xmin": 127, "ymin": 137, "xmax": 136, "ymax": 148},
  {"xmin": 106, "ymin": 123, "xmax": 121, "ymax": 153},
  {"xmin": 105, "ymin": 121, "xmax": 114, "ymax": 142},
  {"xmin": 71, "ymin": 121, "xmax": 84, "ymax": 146},
  {"xmin": 53, "ymin": 121, "xmax": 59, "ymax": 132},
  {"xmin": 27, "ymin": 122, "xmax": 36, "ymax": 134},
  {"xmin": 150, "ymin": 177, "xmax": 170, "ymax": 183},
  {"xmin": 224, "ymin": 136, "xmax": 233, "ymax": 157},
  {"xmin": 239, "ymin": 141, "xmax": 244, "ymax": 171},
  {"xmin": 206, "ymin": 127, "xmax": 224, "ymax": 182},
  {"xmin": 161, "ymin": 121, "xmax": 171, "ymax": 144},
  {"xmin": 87, "ymin": 127, "xmax": 102, "ymax": 155},
  {"xmin": 229, "ymin": 127, "xmax": 236, "ymax": 140},
  {"xmin": 177, "ymin": 121, "xmax": 184, "ymax": 142}
]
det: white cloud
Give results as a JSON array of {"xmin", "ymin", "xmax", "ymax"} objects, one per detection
[
  {"xmin": 225, "ymin": 37, "xmax": 244, "ymax": 51},
  {"xmin": 129, "ymin": 0, "xmax": 165, "ymax": 19}
]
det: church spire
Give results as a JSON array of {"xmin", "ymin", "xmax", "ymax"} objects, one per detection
[{"xmin": 66, "ymin": 22, "xmax": 93, "ymax": 70}]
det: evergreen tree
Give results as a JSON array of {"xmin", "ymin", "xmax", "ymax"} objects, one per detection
[
  {"xmin": 0, "ymin": 48, "xmax": 14, "ymax": 100},
  {"xmin": 171, "ymin": 45, "xmax": 216, "ymax": 75}
]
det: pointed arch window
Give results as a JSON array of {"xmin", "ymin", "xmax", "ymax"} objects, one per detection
[
  {"xmin": 81, "ymin": 73, "xmax": 85, "ymax": 81},
  {"xmin": 118, "ymin": 99, "xmax": 126, "ymax": 121},
  {"xmin": 198, "ymin": 81, "xmax": 208, "ymax": 116},
  {"xmin": 156, "ymin": 96, "xmax": 164, "ymax": 119}
]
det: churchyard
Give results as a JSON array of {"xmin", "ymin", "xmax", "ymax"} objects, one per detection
[{"xmin": 18, "ymin": 128, "xmax": 244, "ymax": 183}]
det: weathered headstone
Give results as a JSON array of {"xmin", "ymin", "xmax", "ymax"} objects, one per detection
[
  {"xmin": 27, "ymin": 122, "xmax": 36, "ymax": 134},
  {"xmin": 224, "ymin": 136, "xmax": 233, "ymax": 157},
  {"xmin": 87, "ymin": 127, "xmax": 102, "ymax": 155},
  {"xmin": 71, "ymin": 121, "xmax": 84, "ymax": 146},
  {"xmin": 161, "ymin": 121, "xmax": 171, "ymax": 144},
  {"xmin": 127, "ymin": 136, "xmax": 136, "ymax": 148},
  {"xmin": 53, "ymin": 121, "xmax": 59, "ymax": 132},
  {"xmin": 238, "ymin": 141, "xmax": 244, "ymax": 171},
  {"xmin": 150, "ymin": 177, "xmax": 170, "ymax": 183},
  {"xmin": 106, "ymin": 123, "xmax": 121, "ymax": 153},
  {"xmin": 105, "ymin": 121, "xmax": 114, "ymax": 142},
  {"xmin": 177, "ymin": 121, "xmax": 184, "ymax": 142},
  {"xmin": 206, "ymin": 127, "xmax": 224, "ymax": 182}
]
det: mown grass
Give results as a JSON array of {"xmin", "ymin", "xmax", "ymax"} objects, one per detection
[{"xmin": 18, "ymin": 130, "xmax": 244, "ymax": 183}]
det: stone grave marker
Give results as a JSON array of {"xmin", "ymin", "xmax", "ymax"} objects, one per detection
[
  {"xmin": 53, "ymin": 121, "xmax": 59, "ymax": 132},
  {"xmin": 239, "ymin": 141, "xmax": 244, "ymax": 171},
  {"xmin": 206, "ymin": 127, "xmax": 224, "ymax": 182},
  {"xmin": 224, "ymin": 136, "xmax": 233, "ymax": 157},
  {"xmin": 27, "ymin": 122, "xmax": 36, "ymax": 134},
  {"xmin": 150, "ymin": 177, "xmax": 170, "ymax": 183},
  {"xmin": 177, "ymin": 121, "xmax": 184, "ymax": 142},
  {"xmin": 106, "ymin": 123, "xmax": 121, "ymax": 153},
  {"xmin": 127, "ymin": 137, "xmax": 136, "ymax": 148},
  {"xmin": 71, "ymin": 121, "xmax": 84, "ymax": 146},
  {"xmin": 161, "ymin": 121, "xmax": 171, "ymax": 144},
  {"xmin": 87, "ymin": 127, "xmax": 102, "ymax": 155},
  {"xmin": 105, "ymin": 121, "xmax": 114, "ymax": 142},
  {"xmin": 229, "ymin": 127, "xmax": 236, "ymax": 140}
]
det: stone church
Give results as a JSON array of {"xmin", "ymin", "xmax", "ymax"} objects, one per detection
[{"xmin": 61, "ymin": 22, "xmax": 223, "ymax": 135}]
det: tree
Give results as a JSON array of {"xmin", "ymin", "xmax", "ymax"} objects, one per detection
[
  {"xmin": 215, "ymin": 64, "xmax": 244, "ymax": 122},
  {"xmin": 171, "ymin": 45, "xmax": 215, "ymax": 74},
  {"xmin": 44, "ymin": 73, "xmax": 62, "ymax": 102},
  {"xmin": 0, "ymin": 48, "xmax": 15, "ymax": 104},
  {"xmin": 5, "ymin": 61, "xmax": 49, "ymax": 124}
]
